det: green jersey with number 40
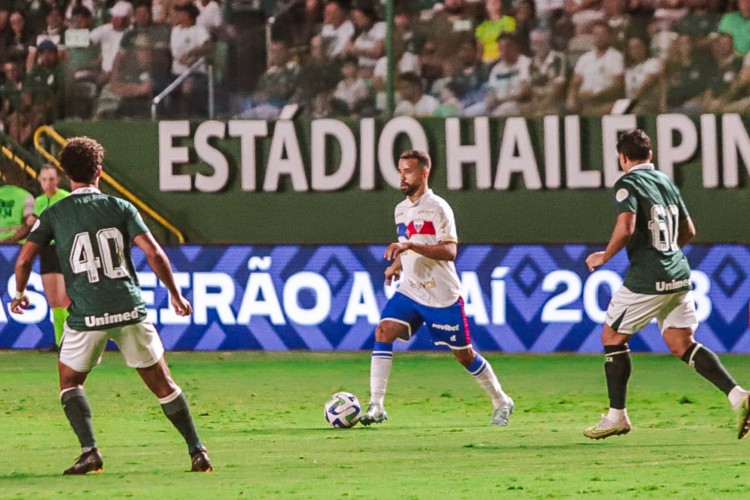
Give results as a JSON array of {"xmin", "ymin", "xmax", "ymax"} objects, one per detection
[
  {"xmin": 614, "ymin": 163, "xmax": 692, "ymax": 295},
  {"xmin": 27, "ymin": 188, "xmax": 149, "ymax": 331}
]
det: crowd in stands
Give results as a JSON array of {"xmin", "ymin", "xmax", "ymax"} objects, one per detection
[{"xmin": 1, "ymin": 0, "xmax": 750, "ymax": 140}]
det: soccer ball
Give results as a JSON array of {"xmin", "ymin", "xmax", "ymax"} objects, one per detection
[{"xmin": 324, "ymin": 392, "xmax": 362, "ymax": 428}]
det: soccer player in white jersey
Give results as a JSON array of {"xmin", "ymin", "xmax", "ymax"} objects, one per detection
[{"xmin": 360, "ymin": 150, "xmax": 515, "ymax": 426}]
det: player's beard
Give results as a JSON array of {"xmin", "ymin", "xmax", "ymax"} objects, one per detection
[{"xmin": 401, "ymin": 180, "xmax": 420, "ymax": 197}]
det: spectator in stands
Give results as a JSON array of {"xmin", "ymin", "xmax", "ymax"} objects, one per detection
[
  {"xmin": 196, "ymin": 0, "xmax": 223, "ymax": 35},
  {"xmin": 704, "ymin": 32, "xmax": 744, "ymax": 111},
  {"xmin": 333, "ymin": 54, "xmax": 371, "ymax": 116},
  {"xmin": 719, "ymin": 0, "xmax": 750, "ymax": 55},
  {"xmin": 652, "ymin": 0, "xmax": 689, "ymax": 33},
  {"xmin": 318, "ymin": 0, "xmax": 354, "ymax": 59},
  {"xmin": 89, "ymin": 1, "xmax": 134, "ymax": 87},
  {"xmin": 432, "ymin": 80, "xmax": 462, "ymax": 117},
  {"xmin": 475, "ymin": 0, "xmax": 517, "ymax": 64},
  {"xmin": 25, "ymin": 39, "xmax": 64, "ymax": 120},
  {"xmin": 513, "ymin": 0, "xmax": 539, "ymax": 55},
  {"xmin": 471, "ymin": 33, "xmax": 531, "ymax": 116},
  {"xmin": 22, "ymin": 0, "xmax": 54, "ymax": 35},
  {"xmin": 26, "ymin": 6, "xmax": 66, "ymax": 73},
  {"xmin": 125, "ymin": 1, "xmax": 172, "ymax": 86},
  {"xmin": 523, "ymin": 28, "xmax": 567, "ymax": 116},
  {"xmin": 676, "ymin": 0, "xmax": 723, "ymax": 51},
  {"xmin": 419, "ymin": 0, "xmax": 474, "ymax": 62},
  {"xmin": 108, "ymin": 31, "xmax": 156, "ymax": 118},
  {"xmin": 347, "ymin": 1, "xmax": 386, "ymax": 78},
  {"xmin": 0, "ymin": 59, "xmax": 24, "ymax": 124},
  {"xmin": 716, "ymin": 51, "xmax": 750, "ymax": 112},
  {"xmin": 237, "ymin": 38, "xmax": 300, "ymax": 119},
  {"xmin": 6, "ymin": 87, "xmax": 45, "ymax": 146},
  {"xmin": 447, "ymin": 37, "xmax": 489, "ymax": 108},
  {"xmin": 4, "ymin": 11, "xmax": 35, "ymax": 64},
  {"xmin": 296, "ymin": 35, "xmax": 342, "ymax": 118},
  {"xmin": 64, "ymin": 5, "xmax": 99, "ymax": 118},
  {"xmin": 565, "ymin": 21, "xmax": 624, "ymax": 115},
  {"xmin": 169, "ymin": 1, "xmax": 213, "ymax": 117},
  {"xmin": 604, "ymin": 0, "xmax": 649, "ymax": 51},
  {"xmin": 664, "ymin": 34, "xmax": 711, "ymax": 112},
  {"xmin": 64, "ymin": 0, "xmax": 96, "ymax": 24},
  {"xmin": 565, "ymin": 0, "xmax": 604, "ymax": 36},
  {"xmin": 394, "ymin": 71, "xmax": 439, "ymax": 116},
  {"xmin": 623, "ymin": 35, "xmax": 663, "ymax": 113}
]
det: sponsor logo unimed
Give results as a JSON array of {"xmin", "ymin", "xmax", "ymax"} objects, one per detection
[
  {"xmin": 84, "ymin": 308, "xmax": 140, "ymax": 328},
  {"xmin": 655, "ymin": 278, "xmax": 690, "ymax": 292},
  {"xmin": 431, "ymin": 323, "xmax": 460, "ymax": 332}
]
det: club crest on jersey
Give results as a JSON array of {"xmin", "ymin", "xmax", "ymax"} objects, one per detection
[{"xmin": 406, "ymin": 220, "xmax": 436, "ymax": 237}]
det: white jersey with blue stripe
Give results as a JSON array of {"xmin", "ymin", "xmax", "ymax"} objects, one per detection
[{"xmin": 394, "ymin": 189, "xmax": 462, "ymax": 308}]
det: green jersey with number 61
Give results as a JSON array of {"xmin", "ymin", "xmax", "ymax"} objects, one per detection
[
  {"xmin": 27, "ymin": 188, "xmax": 149, "ymax": 331},
  {"xmin": 614, "ymin": 163, "xmax": 691, "ymax": 295}
]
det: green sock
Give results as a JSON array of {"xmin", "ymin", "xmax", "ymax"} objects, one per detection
[
  {"xmin": 61, "ymin": 388, "xmax": 97, "ymax": 451},
  {"xmin": 52, "ymin": 308, "xmax": 69, "ymax": 346},
  {"xmin": 160, "ymin": 390, "xmax": 203, "ymax": 454}
]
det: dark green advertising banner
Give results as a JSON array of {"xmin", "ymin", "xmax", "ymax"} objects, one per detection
[{"xmin": 55, "ymin": 115, "xmax": 750, "ymax": 244}]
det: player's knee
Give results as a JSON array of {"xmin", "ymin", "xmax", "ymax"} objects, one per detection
[
  {"xmin": 374, "ymin": 323, "xmax": 403, "ymax": 343},
  {"xmin": 663, "ymin": 328, "xmax": 694, "ymax": 358}
]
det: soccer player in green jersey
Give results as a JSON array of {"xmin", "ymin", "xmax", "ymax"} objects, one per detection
[
  {"xmin": 583, "ymin": 128, "xmax": 750, "ymax": 440},
  {"xmin": 11, "ymin": 137, "xmax": 213, "ymax": 474},
  {"xmin": 33, "ymin": 165, "xmax": 71, "ymax": 348}
]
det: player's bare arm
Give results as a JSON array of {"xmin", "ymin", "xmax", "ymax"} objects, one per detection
[
  {"xmin": 384, "ymin": 254, "xmax": 402, "ymax": 286},
  {"xmin": 677, "ymin": 216, "xmax": 696, "ymax": 248},
  {"xmin": 134, "ymin": 232, "xmax": 192, "ymax": 316},
  {"xmin": 586, "ymin": 211, "xmax": 636, "ymax": 272},
  {"xmin": 10, "ymin": 241, "xmax": 42, "ymax": 313},
  {"xmin": 384, "ymin": 241, "xmax": 457, "ymax": 262}
]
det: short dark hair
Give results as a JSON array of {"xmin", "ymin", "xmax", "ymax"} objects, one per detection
[
  {"xmin": 60, "ymin": 137, "xmax": 104, "ymax": 183},
  {"xmin": 616, "ymin": 128, "xmax": 651, "ymax": 162},
  {"xmin": 399, "ymin": 149, "xmax": 431, "ymax": 171},
  {"xmin": 173, "ymin": 2, "xmax": 199, "ymax": 20}
]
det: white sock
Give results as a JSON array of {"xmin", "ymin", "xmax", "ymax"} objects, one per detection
[
  {"xmin": 370, "ymin": 354, "xmax": 392, "ymax": 406},
  {"xmin": 728, "ymin": 386, "xmax": 749, "ymax": 410},
  {"xmin": 470, "ymin": 357, "xmax": 510, "ymax": 408},
  {"xmin": 607, "ymin": 408, "xmax": 627, "ymax": 422}
]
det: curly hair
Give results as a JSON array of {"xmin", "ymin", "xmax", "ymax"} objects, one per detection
[
  {"xmin": 616, "ymin": 129, "xmax": 651, "ymax": 162},
  {"xmin": 59, "ymin": 136, "xmax": 104, "ymax": 183}
]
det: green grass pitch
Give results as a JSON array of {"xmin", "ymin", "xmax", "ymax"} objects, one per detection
[{"xmin": 2, "ymin": 351, "xmax": 750, "ymax": 499}]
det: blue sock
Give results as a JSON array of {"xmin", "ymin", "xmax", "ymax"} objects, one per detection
[
  {"xmin": 372, "ymin": 341, "xmax": 393, "ymax": 359},
  {"xmin": 467, "ymin": 354, "xmax": 487, "ymax": 375}
]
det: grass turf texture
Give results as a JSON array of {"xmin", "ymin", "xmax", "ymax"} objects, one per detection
[{"xmin": 2, "ymin": 351, "xmax": 750, "ymax": 499}]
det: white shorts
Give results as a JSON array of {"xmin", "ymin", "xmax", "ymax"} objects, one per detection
[
  {"xmin": 59, "ymin": 321, "xmax": 165, "ymax": 373},
  {"xmin": 605, "ymin": 287, "xmax": 699, "ymax": 335}
]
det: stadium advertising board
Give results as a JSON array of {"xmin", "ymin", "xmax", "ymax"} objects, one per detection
[
  {"xmin": 2, "ymin": 244, "xmax": 748, "ymax": 353},
  {"xmin": 55, "ymin": 115, "xmax": 750, "ymax": 245},
  {"xmin": 158, "ymin": 114, "xmax": 750, "ymax": 193}
]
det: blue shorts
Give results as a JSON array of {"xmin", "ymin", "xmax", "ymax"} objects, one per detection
[{"xmin": 380, "ymin": 292, "xmax": 472, "ymax": 350}]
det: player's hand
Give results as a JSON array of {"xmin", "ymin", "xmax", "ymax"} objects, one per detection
[
  {"xmin": 585, "ymin": 251, "xmax": 607, "ymax": 272},
  {"xmin": 384, "ymin": 242, "xmax": 409, "ymax": 260},
  {"xmin": 384, "ymin": 265, "xmax": 401, "ymax": 286},
  {"xmin": 171, "ymin": 294, "xmax": 193, "ymax": 316},
  {"xmin": 10, "ymin": 294, "xmax": 30, "ymax": 314}
]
